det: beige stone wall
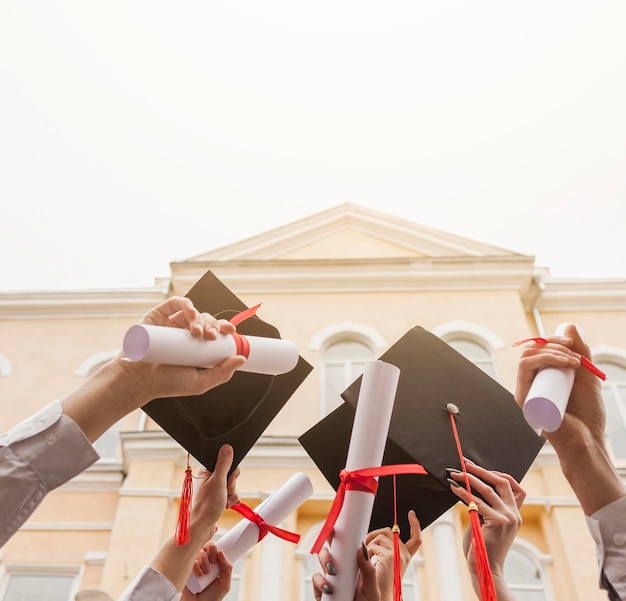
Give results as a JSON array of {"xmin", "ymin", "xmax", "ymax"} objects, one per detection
[{"xmin": 1, "ymin": 206, "xmax": 625, "ymax": 600}]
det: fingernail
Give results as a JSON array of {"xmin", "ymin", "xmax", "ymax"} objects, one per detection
[
  {"xmin": 322, "ymin": 583, "xmax": 333, "ymax": 594},
  {"xmin": 463, "ymin": 456, "xmax": 474, "ymax": 465},
  {"xmin": 446, "ymin": 467, "xmax": 462, "ymax": 474},
  {"xmin": 447, "ymin": 477, "xmax": 463, "ymax": 488},
  {"xmin": 361, "ymin": 542, "xmax": 369, "ymax": 561},
  {"xmin": 325, "ymin": 561, "xmax": 337, "ymax": 576}
]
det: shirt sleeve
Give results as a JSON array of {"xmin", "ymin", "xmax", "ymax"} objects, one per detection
[
  {"xmin": 117, "ymin": 566, "xmax": 182, "ymax": 601},
  {"xmin": 0, "ymin": 400, "xmax": 100, "ymax": 548},
  {"xmin": 585, "ymin": 495, "xmax": 626, "ymax": 600}
]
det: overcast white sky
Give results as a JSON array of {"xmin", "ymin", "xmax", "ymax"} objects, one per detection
[{"xmin": 1, "ymin": 1, "xmax": 625, "ymax": 292}]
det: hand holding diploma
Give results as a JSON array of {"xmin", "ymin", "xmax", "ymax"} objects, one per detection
[
  {"xmin": 514, "ymin": 323, "xmax": 605, "ymax": 433},
  {"xmin": 312, "ymin": 360, "xmax": 400, "ymax": 601},
  {"xmin": 186, "ymin": 472, "xmax": 313, "ymax": 594},
  {"xmin": 123, "ymin": 323, "xmax": 299, "ymax": 376}
]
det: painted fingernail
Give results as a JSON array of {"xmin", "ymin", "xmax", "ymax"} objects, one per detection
[
  {"xmin": 325, "ymin": 561, "xmax": 337, "ymax": 576},
  {"xmin": 446, "ymin": 467, "xmax": 462, "ymax": 474},
  {"xmin": 361, "ymin": 542, "xmax": 369, "ymax": 561},
  {"xmin": 322, "ymin": 583, "xmax": 333, "ymax": 594},
  {"xmin": 447, "ymin": 477, "xmax": 462, "ymax": 488}
]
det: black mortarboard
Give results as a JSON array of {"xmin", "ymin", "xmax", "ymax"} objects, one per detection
[
  {"xmin": 299, "ymin": 326, "xmax": 544, "ymax": 542},
  {"xmin": 143, "ymin": 270, "xmax": 313, "ymax": 472}
]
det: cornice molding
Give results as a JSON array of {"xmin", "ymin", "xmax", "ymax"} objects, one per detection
[
  {"xmin": 0, "ymin": 287, "xmax": 168, "ymax": 319},
  {"xmin": 169, "ymin": 256, "xmax": 538, "ymax": 298},
  {"xmin": 535, "ymin": 278, "xmax": 626, "ymax": 311}
]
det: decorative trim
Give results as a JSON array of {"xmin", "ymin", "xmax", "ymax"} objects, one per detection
[{"xmin": 0, "ymin": 287, "xmax": 167, "ymax": 319}]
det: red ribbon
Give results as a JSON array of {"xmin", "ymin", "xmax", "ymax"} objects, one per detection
[
  {"xmin": 310, "ymin": 464, "xmax": 428, "ymax": 555},
  {"xmin": 512, "ymin": 337, "xmax": 606, "ymax": 380},
  {"xmin": 229, "ymin": 303, "xmax": 262, "ymax": 359},
  {"xmin": 230, "ymin": 502, "xmax": 301, "ymax": 544}
]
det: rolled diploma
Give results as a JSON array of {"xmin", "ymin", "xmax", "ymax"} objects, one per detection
[
  {"xmin": 186, "ymin": 471, "xmax": 313, "ymax": 594},
  {"xmin": 522, "ymin": 322, "xmax": 576, "ymax": 433},
  {"xmin": 322, "ymin": 360, "xmax": 401, "ymax": 601},
  {"xmin": 123, "ymin": 324, "xmax": 299, "ymax": 376}
]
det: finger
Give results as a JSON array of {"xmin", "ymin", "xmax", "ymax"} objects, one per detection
[
  {"xmin": 316, "ymin": 547, "xmax": 337, "ymax": 576},
  {"xmin": 193, "ymin": 356, "xmax": 246, "ymax": 392},
  {"xmin": 366, "ymin": 531, "xmax": 393, "ymax": 551},
  {"xmin": 211, "ymin": 445, "xmax": 234, "ymax": 482},
  {"xmin": 404, "ymin": 510, "xmax": 422, "ymax": 557},
  {"xmin": 198, "ymin": 314, "xmax": 220, "ymax": 340},
  {"xmin": 365, "ymin": 527, "xmax": 392, "ymax": 545},
  {"xmin": 356, "ymin": 542, "xmax": 379, "ymax": 600},
  {"xmin": 215, "ymin": 549, "xmax": 232, "ymax": 583},
  {"xmin": 311, "ymin": 573, "xmax": 333, "ymax": 600},
  {"xmin": 463, "ymin": 462, "xmax": 521, "ymax": 509},
  {"xmin": 492, "ymin": 471, "xmax": 527, "ymax": 508},
  {"xmin": 226, "ymin": 467, "xmax": 240, "ymax": 507},
  {"xmin": 217, "ymin": 318, "xmax": 237, "ymax": 336}
]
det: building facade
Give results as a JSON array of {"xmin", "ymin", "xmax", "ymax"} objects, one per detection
[{"xmin": 1, "ymin": 203, "xmax": 625, "ymax": 601}]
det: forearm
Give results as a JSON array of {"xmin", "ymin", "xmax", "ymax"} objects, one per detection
[
  {"xmin": 555, "ymin": 433, "xmax": 626, "ymax": 516},
  {"xmin": 60, "ymin": 357, "xmax": 152, "ymax": 443},
  {"xmin": 150, "ymin": 535, "xmax": 204, "ymax": 593}
]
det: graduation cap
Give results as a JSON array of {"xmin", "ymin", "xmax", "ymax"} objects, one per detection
[
  {"xmin": 143, "ymin": 270, "xmax": 313, "ymax": 473},
  {"xmin": 299, "ymin": 326, "xmax": 545, "ymax": 543}
]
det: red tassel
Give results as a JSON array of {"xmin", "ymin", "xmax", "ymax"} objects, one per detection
[
  {"xmin": 393, "ymin": 525, "xmax": 402, "ymax": 601},
  {"xmin": 392, "ymin": 474, "xmax": 403, "ymax": 601},
  {"xmin": 175, "ymin": 455, "xmax": 193, "ymax": 546},
  {"xmin": 468, "ymin": 503, "xmax": 497, "ymax": 601},
  {"xmin": 447, "ymin": 406, "xmax": 497, "ymax": 601}
]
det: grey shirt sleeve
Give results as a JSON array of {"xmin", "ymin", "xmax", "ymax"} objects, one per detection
[
  {"xmin": 585, "ymin": 495, "xmax": 626, "ymax": 600},
  {"xmin": 117, "ymin": 565, "xmax": 182, "ymax": 601},
  {"xmin": 0, "ymin": 400, "xmax": 99, "ymax": 548}
]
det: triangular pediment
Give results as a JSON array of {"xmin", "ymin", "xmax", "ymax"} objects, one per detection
[{"xmin": 182, "ymin": 203, "xmax": 526, "ymax": 263}]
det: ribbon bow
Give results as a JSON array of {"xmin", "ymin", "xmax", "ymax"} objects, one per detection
[
  {"xmin": 231, "ymin": 502, "xmax": 301, "ymax": 544},
  {"xmin": 310, "ymin": 464, "xmax": 427, "ymax": 555}
]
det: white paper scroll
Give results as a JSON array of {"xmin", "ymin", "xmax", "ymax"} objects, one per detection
[
  {"xmin": 122, "ymin": 324, "xmax": 299, "ymax": 376},
  {"xmin": 186, "ymin": 472, "xmax": 313, "ymax": 594},
  {"xmin": 522, "ymin": 322, "xmax": 578, "ymax": 433},
  {"xmin": 322, "ymin": 360, "xmax": 400, "ymax": 601}
]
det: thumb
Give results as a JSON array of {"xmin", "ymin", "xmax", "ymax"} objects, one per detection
[
  {"xmin": 211, "ymin": 444, "xmax": 234, "ymax": 481},
  {"xmin": 404, "ymin": 510, "xmax": 422, "ymax": 557}
]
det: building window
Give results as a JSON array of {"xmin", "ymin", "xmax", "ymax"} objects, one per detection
[
  {"xmin": 1, "ymin": 572, "xmax": 77, "ymax": 601},
  {"xmin": 322, "ymin": 340, "xmax": 375, "ymax": 414},
  {"xmin": 446, "ymin": 338, "xmax": 497, "ymax": 378},
  {"xmin": 597, "ymin": 361, "xmax": 626, "ymax": 461},
  {"xmin": 504, "ymin": 543, "xmax": 553, "ymax": 601}
]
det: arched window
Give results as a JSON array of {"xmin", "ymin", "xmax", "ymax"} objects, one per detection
[
  {"xmin": 311, "ymin": 323, "xmax": 383, "ymax": 416},
  {"xmin": 504, "ymin": 541, "xmax": 553, "ymax": 601},
  {"xmin": 596, "ymin": 361, "xmax": 626, "ymax": 461},
  {"xmin": 432, "ymin": 321, "xmax": 502, "ymax": 380},
  {"xmin": 322, "ymin": 339, "xmax": 375, "ymax": 414},
  {"xmin": 447, "ymin": 338, "xmax": 497, "ymax": 378}
]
